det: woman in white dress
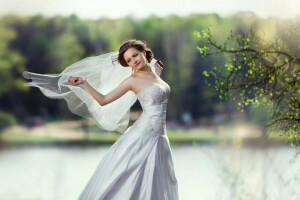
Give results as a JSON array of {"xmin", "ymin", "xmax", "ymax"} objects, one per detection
[{"xmin": 23, "ymin": 39, "xmax": 179, "ymax": 200}]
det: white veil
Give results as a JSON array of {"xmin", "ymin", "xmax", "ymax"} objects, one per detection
[{"xmin": 22, "ymin": 51, "xmax": 157, "ymax": 134}]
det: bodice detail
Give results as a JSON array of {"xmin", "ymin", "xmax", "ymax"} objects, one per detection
[
  {"xmin": 136, "ymin": 83, "xmax": 170, "ymax": 114},
  {"xmin": 135, "ymin": 83, "xmax": 171, "ymax": 135}
]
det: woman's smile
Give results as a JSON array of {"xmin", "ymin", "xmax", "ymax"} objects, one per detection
[{"xmin": 135, "ymin": 61, "xmax": 140, "ymax": 67}]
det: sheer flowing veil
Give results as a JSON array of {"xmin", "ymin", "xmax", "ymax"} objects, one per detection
[{"xmin": 22, "ymin": 51, "xmax": 157, "ymax": 133}]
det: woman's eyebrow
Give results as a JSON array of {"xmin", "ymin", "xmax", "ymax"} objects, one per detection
[{"xmin": 126, "ymin": 53, "xmax": 135, "ymax": 61}]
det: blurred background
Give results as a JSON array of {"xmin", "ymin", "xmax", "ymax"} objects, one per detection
[{"xmin": 0, "ymin": 0, "xmax": 300, "ymax": 199}]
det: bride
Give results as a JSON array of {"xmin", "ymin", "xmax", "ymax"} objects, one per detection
[{"xmin": 23, "ymin": 39, "xmax": 179, "ymax": 200}]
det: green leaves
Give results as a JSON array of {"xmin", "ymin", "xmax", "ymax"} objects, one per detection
[
  {"xmin": 0, "ymin": 21, "xmax": 27, "ymax": 94},
  {"xmin": 195, "ymin": 24, "xmax": 300, "ymax": 147},
  {"xmin": 203, "ymin": 70, "xmax": 210, "ymax": 77}
]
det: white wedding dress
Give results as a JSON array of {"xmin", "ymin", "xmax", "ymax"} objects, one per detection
[{"xmin": 78, "ymin": 83, "xmax": 179, "ymax": 200}]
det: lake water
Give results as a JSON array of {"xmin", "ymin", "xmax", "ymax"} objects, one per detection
[{"xmin": 0, "ymin": 144, "xmax": 299, "ymax": 200}]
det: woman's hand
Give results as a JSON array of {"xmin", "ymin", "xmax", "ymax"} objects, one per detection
[
  {"xmin": 154, "ymin": 59, "xmax": 164, "ymax": 77},
  {"xmin": 68, "ymin": 76, "xmax": 85, "ymax": 86},
  {"xmin": 156, "ymin": 59, "xmax": 164, "ymax": 68}
]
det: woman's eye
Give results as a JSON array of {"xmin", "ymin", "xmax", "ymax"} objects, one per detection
[{"xmin": 127, "ymin": 54, "xmax": 137, "ymax": 63}]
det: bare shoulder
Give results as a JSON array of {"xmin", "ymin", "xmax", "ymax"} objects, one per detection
[
  {"xmin": 127, "ymin": 73, "xmax": 145, "ymax": 93},
  {"xmin": 128, "ymin": 73, "xmax": 142, "ymax": 82},
  {"xmin": 120, "ymin": 74, "xmax": 139, "ymax": 90}
]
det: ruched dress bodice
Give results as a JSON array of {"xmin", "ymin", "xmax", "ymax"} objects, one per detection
[
  {"xmin": 135, "ymin": 83, "xmax": 170, "ymax": 136},
  {"xmin": 137, "ymin": 83, "xmax": 170, "ymax": 108}
]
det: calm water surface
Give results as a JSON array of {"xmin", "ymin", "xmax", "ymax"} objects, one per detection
[{"xmin": 0, "ymin": 144, "xmax": 299, "ymax": 200}]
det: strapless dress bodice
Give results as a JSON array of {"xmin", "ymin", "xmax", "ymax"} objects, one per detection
[{"xmin": 136, "ymin": 83, "xmax": 171, "ymax": 117}]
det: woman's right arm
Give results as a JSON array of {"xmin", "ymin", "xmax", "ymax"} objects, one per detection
[{"xmin": 68, "ymin": 76, "xmax": 133, "ymax": 106}]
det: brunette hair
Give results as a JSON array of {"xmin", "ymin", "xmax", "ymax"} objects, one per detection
[{"xmin": 117, "ymin": 39, "xmax": 154, "ymax": 67}]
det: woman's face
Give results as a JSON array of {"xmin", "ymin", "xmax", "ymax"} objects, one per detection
[{"xmin": 123, "ymin": 47, "xmax": 147, "ymax": 71}]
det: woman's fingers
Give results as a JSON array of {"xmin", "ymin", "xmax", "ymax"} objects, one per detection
[
  {"xmin": 156, "ymin": 59, "xmax": 164, "ymax": 68},
  {"xmin": 68, "ymin": 76, "xmax": 78, "ymax": 86},
  {"xmin": 68, "ymin": 76, "xmax": 84, "ymax": 86}
]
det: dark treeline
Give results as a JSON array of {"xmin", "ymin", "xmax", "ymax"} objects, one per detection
[{"xmin": 0, "ymin": 13, "xmax": 289, "ymax": 128}]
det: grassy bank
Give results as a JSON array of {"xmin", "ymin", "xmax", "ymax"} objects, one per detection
[{"xmin": 0, "ymin": 120, "xmax": 290, "ymax": 147}]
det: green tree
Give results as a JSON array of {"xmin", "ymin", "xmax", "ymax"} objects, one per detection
[
  {"xmin": 0, "ymin": 16, "xmax": 27, "ymax": 95},
  {"xmin": 0, "ymin": 16, "xmax": 27, "ymax": 129},
  {"xmin": 194, "ymin": 25, "xmax": 300, "ymax": 147}
]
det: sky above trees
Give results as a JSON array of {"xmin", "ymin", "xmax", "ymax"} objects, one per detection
[{"xmin": 0, "ymin": 0, "xmax": 299, "ymax": 20}]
